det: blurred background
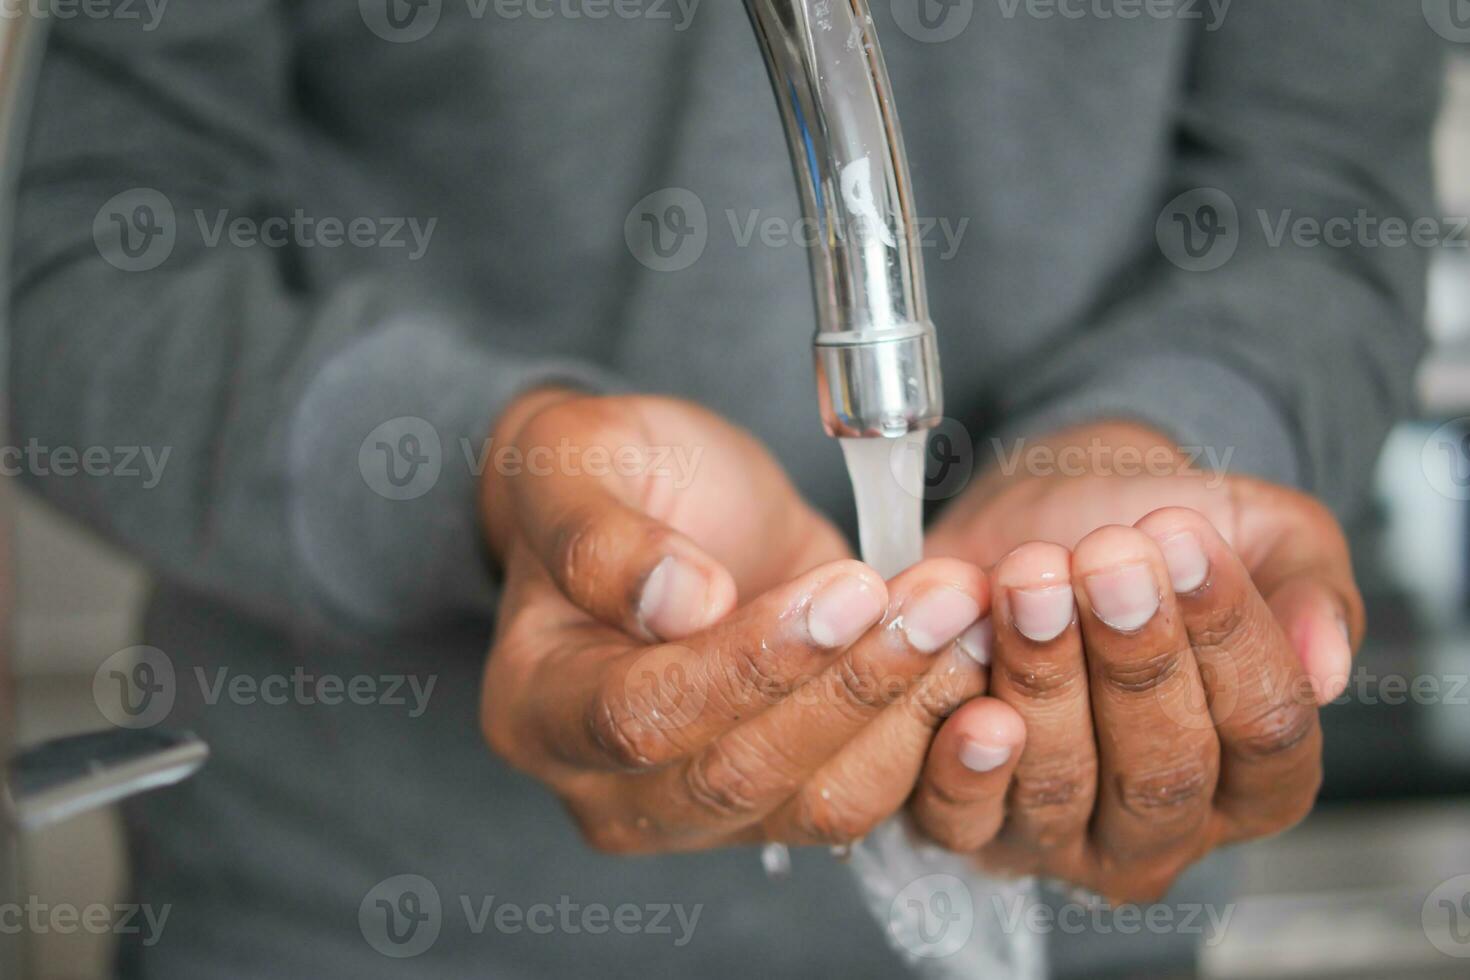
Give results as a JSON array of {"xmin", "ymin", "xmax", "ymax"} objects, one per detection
[{"xmin": 6, "ymin": 26, "xmax": 1470, "ymax": 980}]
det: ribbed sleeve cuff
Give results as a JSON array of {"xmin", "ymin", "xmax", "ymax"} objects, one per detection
[
  {"xmin": 287, "ymin": 314, "xmax": 620, "ymax": 631},
  {"xmin": 995, "ymin": 352, "xmax": 1302, "ymax": 490}
]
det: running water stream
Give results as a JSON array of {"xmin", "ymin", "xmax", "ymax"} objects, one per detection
[
  {"xmin": 840, "ymin": 433, "xmax": 928, "ymax": 580},
  {"xmin": 820, "ymin": 433, "xmax": 1044, "ymax": 978}
]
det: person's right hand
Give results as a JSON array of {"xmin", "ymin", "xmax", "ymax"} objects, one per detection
[{"xmin": 478, "ymin": 391, "xmax": 991, "ymax": 853}]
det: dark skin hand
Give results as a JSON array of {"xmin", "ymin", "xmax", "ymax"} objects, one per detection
[
  {"xmin": 477, "ymin": 393, "xmax": 1359, "ymax": 904},
  {"xmin": 479, "ymin": 389, "xmax": 991, "ymax": 852},
  {"xmin": 908, "ymin": 422, "xmax": 1363, "ymax": 902}
]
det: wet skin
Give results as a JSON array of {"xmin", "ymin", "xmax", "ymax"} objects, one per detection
[{"xmin": 480, "ymin": 394, "xmax": 1358, "ymax": 902}]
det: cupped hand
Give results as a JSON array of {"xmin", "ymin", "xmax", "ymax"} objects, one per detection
[
  {"xmin": 909, "ymin": 422, "xmax": 1363, "ymax": 902},
  {"xmin": 479, "ymin": 391, "xmax": 991, "ymax": 852}
]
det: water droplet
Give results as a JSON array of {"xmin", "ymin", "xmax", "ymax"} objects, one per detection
[{"xmin": 761, "ymin": 843, "xmax": 792, "ymax": 880}]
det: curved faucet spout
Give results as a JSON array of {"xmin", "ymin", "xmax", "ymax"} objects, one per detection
[{"xmin": 743, "ymin": 0, "xmax": 943, "ymax": 438}]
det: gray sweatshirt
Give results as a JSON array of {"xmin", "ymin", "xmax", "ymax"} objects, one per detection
[{"xmin": 8, "ymin": 2, "xmax": 1441, "ymax": 977}]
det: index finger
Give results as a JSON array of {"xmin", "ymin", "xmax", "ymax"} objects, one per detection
[{"xmin": 518, "ymin": 558, "xmax": 890, "ymax": 772}]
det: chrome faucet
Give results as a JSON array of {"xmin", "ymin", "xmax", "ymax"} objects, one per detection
[{"xmin": 742, "ymin": 0, "xmax": 942, "ymax": 439}]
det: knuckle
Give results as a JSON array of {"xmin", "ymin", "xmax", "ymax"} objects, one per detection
[
  {"xmin": 1189, "ymin": 600, "xmax": 1252, "ymax": 653},
  {"xmin": 1115, "ymin": 762, "xmax": 1213, "ymax": 817},
  {"xmin": 1011, "ymin": 764, "xmax": 1095, "ymax": 832},
  {"xmin": 588, "ymin": 683, "xmax": 679, "ymax": 770},
  {"xmin": 683, "ymin": 742, "xmax": 766, "ymax": 823},
  {"xmin": 1230, "ymin": 701, "xmax": 1317, "ymax": 761},
  {"xmin": 1097, "ymin": 647, "xmax": 1184, "ymax": 696},
  {"xmin": 828, "ymin": 657, "xmax": 892, "ymax": 719},
  {"xmin": 716, "ymin": 642, "xmax": 791, "ymax": 714},
  {"xmin": 903, "ymin": 685, "xmax": 955, "ymax": 732},
  {"xmin": 1001, "ymin": 661, "xmax": 1082, "ymax": 701}
]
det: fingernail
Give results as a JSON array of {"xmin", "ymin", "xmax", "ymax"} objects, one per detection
[
  {"xmin": 957, "ymin": 619, "xmax": 993, "ymax": 666},
  {"xmin": 1085, "ymin": 563, "xmax": 1160, "ymax": 632},
  {"xmin": 808, "ymin": 575, "xmax": 886, "ymax": 649},
  {"xmin": 638, "ymin": 557, "xmax": 709, "ymax": 640},
  {"xmin": 902, "ymin": 587, "xmax": 982, "ymax": 654},
  {"xmin": 1010, "ymin": 586, "xmax": 1074, "ymax": 643},
  {"xmin": 1159, "ymin": 532, "xmax": 1209, "ymax": 593},
  {"xmin": 959, "ymin": 739, "xmax": 1012, "ymax": 773}
]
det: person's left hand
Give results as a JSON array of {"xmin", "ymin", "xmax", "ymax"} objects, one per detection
[{"xmin": 906, "ymin": 421, "xmax": 1362, "ymax": 902}]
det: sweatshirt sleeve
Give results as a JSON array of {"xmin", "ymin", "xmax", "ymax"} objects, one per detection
[
  {"xmin": 995, "ymin": 1, "xmax": 1443, "ymax": 517},
  {"xmin": 7, "ymin": 2, "xmax": 616, "ymax": 634}
]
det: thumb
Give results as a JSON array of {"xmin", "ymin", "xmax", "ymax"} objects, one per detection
[
  {"xmin": 1265, "ymin": 577, "xmax": 1356, "ymax": 706},
  {"xmin": 516, "ymin": 474, "xmax": 739, "ymax": 642},
  {"xmin": 1234, "ymin": 480, "xmax": 1365, "ymax": 707}
]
